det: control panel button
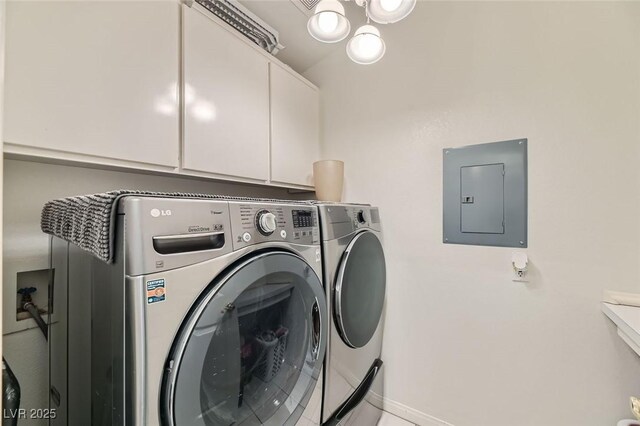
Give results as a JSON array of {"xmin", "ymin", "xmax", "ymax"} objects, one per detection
[
  {"xmin": 242, "ymin": 232, "xmax": 252, "ymax": 242},
  {"xmin": 256, "ymin": 210, "xmax": 277, "ymax": 235},
  {"xmin": 357, "ymin": 210, "xmax": 366, "ymax": 224},
  {"xmin": 280, "ymin": 230, "xmax": 287, "ymax": 239}
]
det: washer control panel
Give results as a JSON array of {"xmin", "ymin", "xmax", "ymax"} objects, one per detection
[
  {"xmin": 290, "ymin": 209, "xmax": 319, "ymax": 242},
  {"xmin": 292, "ymin": 210, "xmax": 314, "ymax": 228},
  {"xmin": 229, "ymin": 202, "xmax": 319, "ymax": 250}
]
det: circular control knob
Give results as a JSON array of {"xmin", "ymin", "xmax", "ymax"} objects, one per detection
[
  {"xmin": 357, "ymin": 210, "xmax": 366, "ymax": 224},
  {"xmin": 256, "ymin": 211, "xmax": 277, "ymax": 235}
]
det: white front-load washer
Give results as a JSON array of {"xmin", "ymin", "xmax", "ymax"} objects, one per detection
[
  {"xmin": 316, "ymin": 204, "xmax": 386, "ymax": 426},
  {"xmin": 49, "ymin": 197, "xmax": 327, "ymax": 426}
]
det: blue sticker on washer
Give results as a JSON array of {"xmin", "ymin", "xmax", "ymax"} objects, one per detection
[{"xmin": 147, "ymin": 279, "xmax": 166, "ymax": 304}]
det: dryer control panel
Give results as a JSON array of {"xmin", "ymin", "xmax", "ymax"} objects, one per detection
[
  {"xmin": 229, "ymin": 202, "xmax": 319, "ymax": 250},
  {"xmin": 317, "ymin": 204, "xmax": 382, "ymax": 241}
]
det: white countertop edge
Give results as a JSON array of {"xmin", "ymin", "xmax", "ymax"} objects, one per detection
[{"xmin": 602, "ymin": 302, "xmax": 640, "ymax": 357}]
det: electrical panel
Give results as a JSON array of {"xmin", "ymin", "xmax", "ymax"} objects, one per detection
[{"xmin": 443, "ymin": 138, "xmax": 527, "ymax": 247}]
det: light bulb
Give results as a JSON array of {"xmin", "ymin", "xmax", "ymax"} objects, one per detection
[
  {"xmin": 367, "ymin": 0, "xmax": 416, "ymax": 24},
  {"xmin": 307, "ymin": 0, "xmax": 351, "ymax": 43},
  {"xmin": 346, "ymin": 25, "xmax": 386, "ymax": 65},
  {"xmin": 380, "ymin": 0, "xmax": 402, "ymax": 12},
  {"xmin": 317, "ymin": 11, "xmax": 339, "ymax": 33},
  {"xmin": 357, "ymin": 34, "xmax": 383, "ymax": 60}
]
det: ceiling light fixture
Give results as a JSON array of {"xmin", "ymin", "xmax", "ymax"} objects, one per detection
[
  {"xmin": 307, "ymin": 0, "xmax": 414, "ymax": 65},
  {"xmin": 307, "ymin": 0, "xmax": 351, "ymax": 43},
  {"xmin": 367, "ymin": 0, "xmax": 416, "ymax": 24}
]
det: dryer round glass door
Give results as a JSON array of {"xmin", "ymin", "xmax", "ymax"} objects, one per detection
[
  {"xmin": 335, "ymin": 231, "xmax": 386, "ymax": 348},
  {"xmin": 161, "ymin": 251, "xmax": 327, "ymax": 426}
]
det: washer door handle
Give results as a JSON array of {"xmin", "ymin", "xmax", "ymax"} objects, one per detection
[{"xmin": 311, "ymin": 300, "xmax": 321, "ymax": 360}]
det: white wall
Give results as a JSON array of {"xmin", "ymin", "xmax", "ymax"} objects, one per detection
[
  {"xmin": 2, "ymin": 159, "xmax": 299, "ymax": 424},
  {"xmin": 306, "ymin": 2, "xmax": 640, "ymax": 425}
]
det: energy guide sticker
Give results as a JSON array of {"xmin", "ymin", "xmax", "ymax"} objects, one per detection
[{"xmin": 147, "ymin": 278, "xmax": 166, "ymax": 304}]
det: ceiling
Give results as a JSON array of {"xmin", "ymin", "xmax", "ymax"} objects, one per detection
[{"xmin": 238, "ymin": 0, "xmax": 365, "ymax": 74}]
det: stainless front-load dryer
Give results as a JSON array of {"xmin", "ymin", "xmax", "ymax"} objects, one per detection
[
  {"xmin": 317, "ymin": 205, "xmax": 386, "ymax": 426},
  {"xmin": 49, "ymin": 197, "xmax": 327, "ymax": 426}
]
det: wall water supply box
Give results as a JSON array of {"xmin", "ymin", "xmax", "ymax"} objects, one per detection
[{"xmin": 443, "ymin": 138, "xmax": 527, "ymax": 247}]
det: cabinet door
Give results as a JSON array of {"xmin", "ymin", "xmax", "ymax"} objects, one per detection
[
  {"xmin": 182, "ymin": 5, "xmax": 269, "ymax": 181},
  {"xmin": 4, "ymin": 1, "xmax": 180, "ymax": 167},
  {"xmin": 270, "ymin": 64, "xmax": 320, "ymax": 187}
]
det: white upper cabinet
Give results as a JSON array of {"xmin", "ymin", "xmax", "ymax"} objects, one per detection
[
  {"xmin": 3, "ymin": 1, "xmax": 320, "ymax": 188},
  {"xmin": 182, "ymin": 4, "xmax": 270, "ymax": 181},
  {"xmin": 3, "ymin": 1, "xmax": 180, "ymax": 168},
  {"xmin": 269, "ymin": 64, "xmax": 320, "ymax": 187}
]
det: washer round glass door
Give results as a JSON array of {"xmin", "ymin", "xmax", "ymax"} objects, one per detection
[
  {"xmin": 161, "ymin": 251, "xmax": 327, "ymax": 426},
  {"xmin": 335, "ymin": 231, "xmax": 386, "ymax": 348}
]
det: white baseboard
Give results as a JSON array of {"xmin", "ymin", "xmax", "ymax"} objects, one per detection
[
  {"xmin": 368, "ymin": 391, "xmax": 454, "ymax": 426},
  {"xmin": 332, "ymin": 364, "xmax": 453, "ymax": 425}
]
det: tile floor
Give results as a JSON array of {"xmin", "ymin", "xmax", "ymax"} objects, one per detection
[{"xmin": 377, "ymin": 412, "xmax": 415, "ymax": 426}]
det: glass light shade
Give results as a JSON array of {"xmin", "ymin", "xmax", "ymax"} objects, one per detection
[
  {"xmin": 367, "ymin": 0, "xmax": 416, "ymax": 24},
  {"xmin": 307, "ymin": 0, "xmax": 351, "ymax": 43},
  {"xmin": 346, "ymin": 25, "xmax": 386, "ymax": 65}
]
